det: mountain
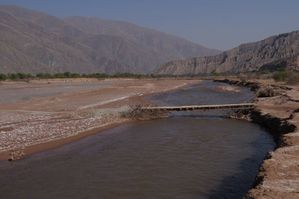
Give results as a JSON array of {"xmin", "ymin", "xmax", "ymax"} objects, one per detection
[
  {"xmin": 157, "ymin": 31, "xmax": 299, "ymax": 75},
  {"xmin": 65, "ymin": 16, "xmax": 220, "ymax": 60},
  {"xmin": 0, "ymin": 5, "xmax": 97, "ymax": 73},
  {"xmin": 0, "ymin": 5, "xmax": 220, "ymax": 74}
]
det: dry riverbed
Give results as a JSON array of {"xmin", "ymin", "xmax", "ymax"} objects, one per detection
[{"xmin": 0, "ymin": 78, "xmax": 198, "ymax": 160}]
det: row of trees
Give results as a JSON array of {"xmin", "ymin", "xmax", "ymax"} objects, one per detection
[
  {"xmin": 0, "ymin": 72, "xmax": 171, "ymax": 81},
  {"xmin": 1, "ymin": 70, "xmax": 298, "ymax": 83},
  {"xmin": 0, "ymin": 73, "xmax": 34, "ymax": 80}
]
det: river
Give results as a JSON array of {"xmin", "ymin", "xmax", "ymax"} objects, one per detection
[{"xmin": 0, "ymin": 81, "xmax": 275, "ymax": 199}]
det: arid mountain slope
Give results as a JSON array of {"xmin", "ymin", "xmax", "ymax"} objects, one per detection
[
  {"xmin": 0, "ymin": 6, "xmax": 96, "ymax": 73},
  {"xmin": 0, "ymin": 5, "xmax": 220, "ymax": 74},
  {"xmin": 157, "ymin": 31, "xmax": 299, "ymax": 75},
  {"xmin": 65, "ymin": 16, "xmax": 220, "ymax": 59}
]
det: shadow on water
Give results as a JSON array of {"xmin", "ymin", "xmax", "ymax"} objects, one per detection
[
  {"xmin": 207, "ymin": 130, "xmax": 273, "ymax": 199},
  {"xmin": 168, "ymin": 113, "xmax": 274, "ymax": 199}
]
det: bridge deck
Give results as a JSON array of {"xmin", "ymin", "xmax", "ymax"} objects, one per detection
[{"xmin": 141, "ymin": 103, "xmax": 254, "ymax": 111}]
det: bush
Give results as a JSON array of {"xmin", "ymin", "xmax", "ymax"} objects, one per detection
[
  {"xmin": 53, "ymin": 73, "xmax": 65, "ymax": 78},
  {"xmin": 88, "ymin": 73, "xmax": 108, "ymax": 78},
  {"xmin": 0, "ymin": 74, "xmax": 7, "ymax": 81},
  {"xmin": 16, "ymin": 73, "xmax": 27, "ymax": 79},
  {"xmin": 63, "ymin": 72, "xmax": 70, "ymax": 77},
  {"xmin": 286, "ymin": 72, "xmax": 299, "ymax": 85},
  {"xmin": 273, "ymin": 70, "xmax": 299, "ymax": 85},
  {"xmin": 70, "ymin": 73, "xmax": 81, "ymax": 78},
  {"xmin": 8, "ymin": 73, "xmax": 18, "ymax": 80},
  {"xmin": 36, "ymin": 73, "xmax": 52, "ymax": 79},
  {"xmin": 210, "ymin": 71, "xmax": 220, "ymax": 76},
  {"xmin": 25, "ymin": 73, "xmax": 34, "ymax": 79},
  {"xmin": 112, "ymin": 73, "xmax": 146, "ymax": 78},
  {"xmin": 273, "ymin": 70, "xmax": 288, "ymax": 82}
]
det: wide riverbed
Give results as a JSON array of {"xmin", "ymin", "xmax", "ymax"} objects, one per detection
[{"xmin": 0, "ymin": 81, "xmax": 275, "ymax": 199}]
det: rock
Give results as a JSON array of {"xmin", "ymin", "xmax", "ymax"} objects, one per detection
[{"xmin": 8, "ymin": 150, "xmax": 25, "ymax": 161}]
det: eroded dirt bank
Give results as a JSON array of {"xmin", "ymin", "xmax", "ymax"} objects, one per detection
[
  {"xmin": 215, "ymin": 79, "xmax": 299, "ymax": 198},
  {"xmin": 0, "ymin": 78, "xmax": 199, "ymax": 160}
]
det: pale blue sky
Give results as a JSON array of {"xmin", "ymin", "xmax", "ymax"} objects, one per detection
[{"xmin": 0, "ymin": 0, "xmax": 298, "ymax": 50}]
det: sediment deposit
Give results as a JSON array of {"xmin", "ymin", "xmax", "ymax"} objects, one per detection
[{"xmin": 0, "ymin": 78, "xmax": 197, "ymax": 160}]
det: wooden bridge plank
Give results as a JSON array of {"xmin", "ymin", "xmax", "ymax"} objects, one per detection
[{"xmin": 141, "ymin": 103, "xmax": 254, "ymax": 111}]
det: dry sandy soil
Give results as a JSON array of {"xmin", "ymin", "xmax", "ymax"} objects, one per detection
[
  {"xmin": 0, "ymin": 78, "xmax": 198, "ymax": 160},
  {"xmin": 213, "ymin": 78, "xmax": 299, "ymax": 199},
  {"xmin": 247, "ymin": 81, "xmax": 299, "ymax": 199},
  {"xmin": 214, "ymin": 77, "xmax": 299, "ymax": 198}
]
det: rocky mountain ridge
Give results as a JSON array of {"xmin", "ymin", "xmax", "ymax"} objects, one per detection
[{"xmin": 157, "ymin": 31, "xmax": 299, "ymax": 75}]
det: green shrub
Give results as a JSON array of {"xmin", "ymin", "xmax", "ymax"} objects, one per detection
[
  {"xmin": 16, "ymin": 73, "xmax": 27, "ymax": 79},
  {"xmin": 86, "ymin": 73, "xmax": 109, "ymax": 78},
  {"xmin": 286, "ymin": 72, "xmax": 299, "ymax": 85},
  {"xmin": 70, "ymin": 73, "xmax": 81, "ymax": 78},
  {"xmin": 210, "ymin": 71, "xmax": 220, "ymax": 76},
  {"xmin": 63, "ymin": 72, "xmax": 71, "ymax": 78},
  {"xmin": 25, "ymin": 73, "xmax": 34, "ymax": 79},
  {"xmin": 273, "ymin": 70, "xmax": 288, "ymax": 82},
  {"xmin": 0, "ymin": 74, "xmax": 7, "ymax": 81},
  {"xmin": 8, "ymin": 73, "xmax": 18, "ymax": 80},
  {"xmin": 53, "ymin": 73, "xmax": 65, "ymax": 78},
  {"xmin": 36, "ymin": 73, "xmax": 53, "ymax": 79},
  {"xmin": 273, "ymin": 70, "xmax": 299, "ymax": 85}
]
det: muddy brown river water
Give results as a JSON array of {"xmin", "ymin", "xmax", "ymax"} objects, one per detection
[{"xmin": 0, "ymin": 81, "xmax": 275, "ymax": 199}]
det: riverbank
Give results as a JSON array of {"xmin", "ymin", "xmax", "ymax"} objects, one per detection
[
  {"xmin": 0, "ymin": 78, "xmax": 199, "ymax": 160},
  {"xmin": 215, "ymin": 78, "xmax": 299, "ymax": 198},
  {"xmin": 0, "ymin": 79, "xmax": 274, "ymax": 199}
]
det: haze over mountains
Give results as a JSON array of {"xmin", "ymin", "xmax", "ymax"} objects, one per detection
[
  {"xmin": 0, "ymin": 5, "xmax": 220, "ymax": 74},
  {"xmin": 157, "ymin": 31, "xmax": 299, "ymax": 75}
]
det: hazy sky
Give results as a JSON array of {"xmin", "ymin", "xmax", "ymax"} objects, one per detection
[{"xmin": 0, "ymin": 0, "xmax": 298, "ymax": 50}]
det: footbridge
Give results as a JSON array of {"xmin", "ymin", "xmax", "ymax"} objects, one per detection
[{"xmin": 141, "ymin": 103, "xmax": 255, "ymax": 112}]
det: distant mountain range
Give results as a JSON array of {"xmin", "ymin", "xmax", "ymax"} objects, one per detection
[
  {"xmin": 157, "ymin": 31, "xmax": 299, "ymax": 75},
  {"xmin": 0, "ymin": 5, "xmax": 220, "ymax": 74}
]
